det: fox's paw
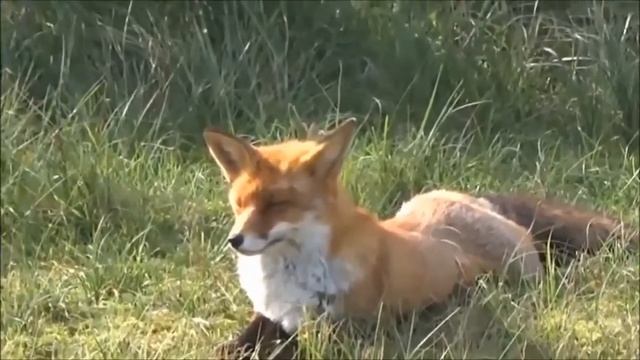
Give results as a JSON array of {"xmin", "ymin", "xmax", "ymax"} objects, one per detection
[
  {"xmin": 213, "ymin": 338, "xmax": 298, "ymax": 360},
  {"xmin": 213, "ymin": 340, "xmax": 254, "ymax": 360},
  {"xmin": 265, "ymin": 338, "xmax": 299, "ymax": 360}
]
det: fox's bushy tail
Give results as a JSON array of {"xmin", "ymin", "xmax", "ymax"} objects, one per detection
[{"xmin": 481, "ymin": 193, "xmax": 639, "ymax": 263}]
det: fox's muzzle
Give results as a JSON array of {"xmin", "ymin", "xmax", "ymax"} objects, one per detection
[
  {"xmin": 227, "ymin": 233, "xmax": 244, "ymax": 250},
  {"xmin": 226, "ymin": 230, "xmax": 289, "ymax": 256}
]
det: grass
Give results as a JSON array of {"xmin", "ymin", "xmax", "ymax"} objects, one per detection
[{"xmin": 1, "ymin": 1, "xmax": 639, "ymax": 359}]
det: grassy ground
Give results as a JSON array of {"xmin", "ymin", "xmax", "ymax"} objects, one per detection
[{"xmin": 1, "ymin": 1, "xmax": 639, "ymax": 359}]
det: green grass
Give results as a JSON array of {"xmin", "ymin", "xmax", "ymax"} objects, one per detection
[{"xmin": 1, "ymin": 1, "xmax": 639, "ymax": 359}]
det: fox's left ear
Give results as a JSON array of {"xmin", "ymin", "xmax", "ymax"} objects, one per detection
[{"xmin": 303, "ymin": 118, "xmax": 358, "ymax": 179}]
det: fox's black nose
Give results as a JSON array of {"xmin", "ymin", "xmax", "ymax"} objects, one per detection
[{"xmin": 228, "ymin": 233, "xmax": 244, "ymax": 249}]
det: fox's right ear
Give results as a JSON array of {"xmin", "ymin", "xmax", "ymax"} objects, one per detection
[
  {"xmin": 301, "ymin": 118, "xmax": 358, "ymax": 180},
  {"xmin": 203, "ymin": 128, "xmax": 257, "ymax": 182}
]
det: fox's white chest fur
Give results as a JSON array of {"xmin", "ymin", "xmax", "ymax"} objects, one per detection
[{"xmin": 235, "ymin": 222, "xmax": 357, "ymax": 334}]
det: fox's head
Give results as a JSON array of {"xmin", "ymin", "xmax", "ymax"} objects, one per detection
[{"xmin": 203, "ymin": 119, "xmax": 358, "ymax": 256}]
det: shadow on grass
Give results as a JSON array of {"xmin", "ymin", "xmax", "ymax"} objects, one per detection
[{"xmin": 296, "ymin": 282, "xmax": 554, "ymax": 360}]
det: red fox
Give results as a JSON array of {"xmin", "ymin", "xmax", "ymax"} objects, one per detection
[{"xmin": 203, "ymin": 119, "xmax": 637, "ymax": 359}]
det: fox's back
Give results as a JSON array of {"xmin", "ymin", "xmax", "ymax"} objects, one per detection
[
  {"xmin": 355, "ymin": 190, "xmax": 541, "ymax": 314},
  {"xmin": 389, "ymin": 189, "xmax": 533, "ymax": 250}
]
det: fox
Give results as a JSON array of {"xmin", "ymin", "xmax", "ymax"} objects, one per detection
[{"xmin": 203, "ymin": 118, "xmax": 637, "ymax": 359}]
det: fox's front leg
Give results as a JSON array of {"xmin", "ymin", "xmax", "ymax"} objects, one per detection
[{"xmin": 218, "ymin": 312, "xmax": 299, "ymax": 360}]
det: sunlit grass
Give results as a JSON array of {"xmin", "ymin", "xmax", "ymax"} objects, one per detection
[{"xmin": 1, "ymin": 1, "xmax": 638, "ymax": 359}]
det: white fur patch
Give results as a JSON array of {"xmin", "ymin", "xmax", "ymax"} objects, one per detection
[
  {"xmin": 236, "ymin": 233, "xmax": 267, "ymax": 254},
  {"xmin": 235, "ymin": 213, "xmax": 358, "ymax": 334},
  {"xmin": 396, "ymin": 200, "xmax": 417, "ymax": 217}
]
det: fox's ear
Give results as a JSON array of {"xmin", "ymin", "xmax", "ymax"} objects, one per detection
[
  {"xmin": 303, "ymin": 118, "xmax": 358, "ymax": 179},
  {"xmin": 203, "ymin": 128, "xmax": 257, "ymax": 182}
]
